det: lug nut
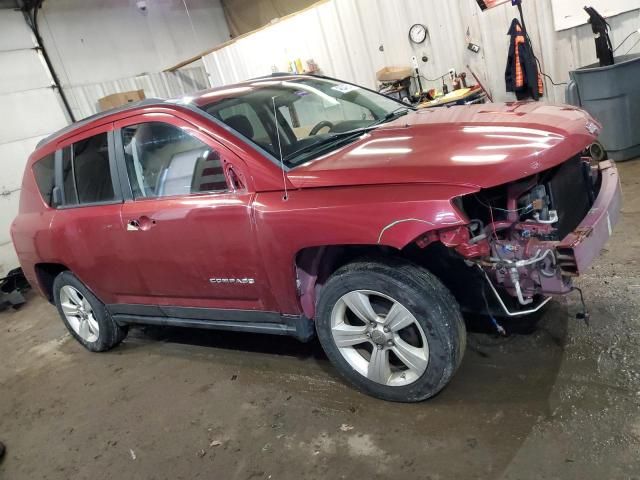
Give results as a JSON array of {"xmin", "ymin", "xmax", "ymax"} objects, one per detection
[
  {"xmin": 387, "ymin": 340, "xmax": 394, "ymax": 347},
  {"xmin": 383, "ymin": 326, "xmax": 390, "ymax": 333}
]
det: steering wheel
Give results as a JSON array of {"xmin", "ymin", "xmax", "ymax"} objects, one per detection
[{"xmin": 309, "ymin": 120, "xmax": 334, "ymax": 136}]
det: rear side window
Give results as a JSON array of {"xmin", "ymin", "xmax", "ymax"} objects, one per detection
[
  {"xmin": 32, "ymin": 153, "xmax": 55, "ymax": 206},
  {"xmin": 62, "ymin": 132, "xmax": 116, "ymax": 205}
]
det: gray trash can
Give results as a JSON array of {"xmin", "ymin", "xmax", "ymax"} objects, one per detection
[{"xmin": 566, "ymin": 54, "xmax": 640, "ymax": 161}]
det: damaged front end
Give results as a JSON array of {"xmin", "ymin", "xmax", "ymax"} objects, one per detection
[{"xmin": 418, "ymin": 156, "xmax": 622, "ymax": 317}]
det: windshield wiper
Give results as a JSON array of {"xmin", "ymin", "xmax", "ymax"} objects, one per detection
[
  {"xmin": 370, "ymin": 106, "xmax": 410, "ymax": 126},
  {"xmin": 284, "ymin": 127, "xmax": 376, "ymax": 162},
  {"xmin": 284, "ymin": 107, "xmax": 411, "ymax": 163}
]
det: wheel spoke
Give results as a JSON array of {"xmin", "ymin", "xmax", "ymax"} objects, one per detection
[
  {"xmin": 78, "ymin": 319, "xmax": 90, "ymax": 339},
  {"xmin": 87, "ymin": 317, "xmax": 100, "ymax": 336},
  {"xmin": 61, "ymin": 301, "xmax": 80, "ymax": 317},
  {"xmin": 82, "ymin": 298, "xmax": 92, "ymax": 312},
  {"xmin": 392, "ymin": 338, "xmax": 428, "ymax": 374},
  {"xmin": 384, "ymin": 302, "xmax": 414, "ymax": 332},
  {"xmin": 367, "ymin": 347, "xmax": 391, "ymax": 384},
  {"xmin": 65, "ymin": 287, "xmax": 83, "ymax": 307},
  {"xmin": 342, "ymin": 291, "xmax": 378, "ymax": 323},
  {"xmin": 332, "ymin": 323, "xmax": 370, "ymax": 347}
]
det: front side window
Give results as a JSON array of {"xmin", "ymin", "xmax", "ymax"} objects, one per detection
[
  {"xmin": 199, "ymin": 77, "xmax": 408, "ymax": 168},
  {"xmin": 121, "ymin": 122, "xmax": 227, "ymax": 199},
  {"xmin": 62, "ymin": 132, "xmax": 115, "ymax": 205},
  {"xmin": 32, "ymin": 153, "xmax": 55, "ymax": 206}
]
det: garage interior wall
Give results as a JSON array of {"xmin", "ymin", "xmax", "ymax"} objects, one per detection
[
  {"xmin": 202, "ymin": 0, "xmax": 640, "ymax": 104},
  {"xmin": 0, "ymin": 9, "xmax": 69, "ymax": 276},
  {"xmin": 222, "ymin": 0, "xmax": 319, "ymax": 36},
  {"xmin": 38, "ymin": 0, "xmax": 231, "ymax": 119},
  {"xmin": 66, "ymin": 62, "xmax": 211, "ymax": 119},
  {"xmin": 0, "ymin": 0, "xmax": 232, "ymax": 276}
]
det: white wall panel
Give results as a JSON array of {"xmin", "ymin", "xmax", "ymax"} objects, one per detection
[
  {"xmin": 0, "ymin": 50, "xmax": 52, "ymax": 93},
  {"xmin": 0, "ymin": 192, "xmax": 22, "ymax": 275},
  {"xmin": 0, "ymin": 136, "xmax": 44, "ymax": 193},
  {"xmin": 66, "ymin": 64, "xmax": 211, "ymax": 119},
  {"xmin": 201, "ymin": 0, "xmax": 640, "ymax": 105},
  {"xmin": 0, "ymin": 12, "xmax": 69, "ymax": 276},
  {"xmin": 39, "ymin": 0, "xmax": 231, "ymax": 87},
  {"xmin": 551, "ymin": 0, "xmax": 640, "ymax": 31},
  {"xmin": 0, "ymin": 89, "xmax": 69, "ymax": 145},
  {"xmin": 0, "ymin": 11, "xmax": 35, "ymax": 51}
]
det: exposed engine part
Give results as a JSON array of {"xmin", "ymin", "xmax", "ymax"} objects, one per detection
[
  {"xmin": 533, "ymin": 210, "xmax": 558, "ymax": 224},
  {"xmin": 480, "ymin": 284, "xmax": 507, "ymax": 335},
  {"xmin": 469, "ymin": 219, "xmax": 487, "ymax": 244},
  {"xmin": 509, "ymin": 267, "xmax": 533, "ymax": 305},
  {"xmin": 490, "ymin": 248, "xmax": 556, "ymax": 269},
  {"xmin": 455, "ymin": 156, "xmax": 600, "ymax": 305},
  {"xmin": 572, "ymin": 286, "xmax": 590, "ymax": 326},
  {"xmin": 476, "ymin": 265, "xmax": 552, "ymax": 317},
  {"xmin": 519, "ymin": 184, "xmax": 548, "ymax": 220}
]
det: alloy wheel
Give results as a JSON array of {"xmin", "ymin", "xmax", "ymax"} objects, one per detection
[
  {"xmin": 330, "ymin": 290, "xmax": 429, "ymax": 386},
  {"xmin": 60, "ymin": 285, "xmax": 100, "ymax": 343}
]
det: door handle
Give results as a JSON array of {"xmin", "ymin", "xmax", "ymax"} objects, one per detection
[{"xmin": 126, "ymin": 216, "xmax": 156, "ymax": 232}]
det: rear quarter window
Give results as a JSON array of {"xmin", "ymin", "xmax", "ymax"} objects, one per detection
[{"xmin": 32, "ymin": 153, "xmax": 55, "ymax": 206}]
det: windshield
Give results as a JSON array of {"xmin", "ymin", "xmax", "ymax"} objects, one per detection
[{"xmin": 198, "ymin": 77, "xmax": 409, "ymax": 168}]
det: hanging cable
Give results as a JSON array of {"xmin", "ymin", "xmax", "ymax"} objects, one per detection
[
  {"xmin": 613, "ymin": 30, "xmax": 639, "ymax": 53},
  {"xmin": 623, "ymin": 37, "xmax": 640, "ymax": 56},
  {"xmin": 514, "ymin": 2, "xmax": 568, "ymax": 89},
  {"xmin": 420, "ymin": 73, "xmax": 449, "ymax": 82}
]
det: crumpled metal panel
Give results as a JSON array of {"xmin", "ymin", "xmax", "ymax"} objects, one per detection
[
  {"xmin": 65, "ymin": 64, "xmax": 211, "ymax": 119},
  {"xmin": 201, "ymin": 0, "xmax": 640, "ymax": 104}
]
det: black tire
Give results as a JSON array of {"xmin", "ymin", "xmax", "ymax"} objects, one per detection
[
  {"xmin": 589, "ymin": 141, "xmax": 607, "ymax": 162},
  {"xmin": 316, "ymin": 258, "xmax": 466, "ymax": 402},
  {"xmin": 53, "ymin": 271, "xmax": 128, "ymax": 352}
]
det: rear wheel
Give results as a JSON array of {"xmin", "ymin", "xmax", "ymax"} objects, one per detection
[
  {"xmin": 316, "ymin": 259, "xmax": 466, "ymax": 402},
  {"xmin": 53, "ymin": 271, "xmax": 127, "ymax": 352}
]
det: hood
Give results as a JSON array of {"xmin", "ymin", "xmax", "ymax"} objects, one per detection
[{"xmin": 287, "ymin": 102, "xmax": 600, "ymax": 190}]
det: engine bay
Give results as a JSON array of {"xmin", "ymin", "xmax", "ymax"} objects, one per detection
[
  {"xmin": 415, "ymin": 156, "xmax": 603, "ymax": 318},
  {"xmin": 463, "ymin": 156, "xmax": 601, "ymax": 309}
]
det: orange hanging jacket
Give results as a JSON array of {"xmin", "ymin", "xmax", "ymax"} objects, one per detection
[{"xmin": 505, "ymin": 19, "xmax": 543, "ymax": 100}]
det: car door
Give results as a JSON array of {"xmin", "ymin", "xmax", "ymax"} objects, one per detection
[
  {"xmin": 49, "ymin": 125, "xmax": 135, "ymax": 304},
  {"xmin": 113, "ymin": 113, "xmax": 270, "ymax": 312}
]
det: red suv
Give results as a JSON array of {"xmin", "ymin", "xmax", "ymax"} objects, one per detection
[{"xmin": 11, "ymin": 75, "xmax": 621, "ymax": 402}]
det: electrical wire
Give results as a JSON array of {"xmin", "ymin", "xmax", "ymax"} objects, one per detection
[
  {"xmin": 515, "ymin": 8, "xmax": 568, "ymax": 89},
  {"xmin": 540, "ymin": 71, "xmax": 567, "ymax": 86},
  {"xmin": 473, "ymin": 194, "xmax": 533, "ymax": 213},
  {"xmin": 420, "ymin": 73, "xmax": 449, "ymax": 82},
  {"xmin": 623, "ymin": 37, "xmax": 640, "ymax": 56},
  {"xmin": 614, "ymin": 30, "xmax": 639, "ymax": 52}
]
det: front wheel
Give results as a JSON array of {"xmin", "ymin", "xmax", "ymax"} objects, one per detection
[{"xmin": 316, "ymin": 259, "xmax": 466, "ymax": 402}]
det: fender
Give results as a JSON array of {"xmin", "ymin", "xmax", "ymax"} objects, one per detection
[{"xmin": 253, "ymin": 183, "xmax": 478, "ymax": 315}]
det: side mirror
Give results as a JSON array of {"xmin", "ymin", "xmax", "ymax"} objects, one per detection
[{"xmin": 52, "ymin": 186, "xmax": 63, "ymax": 207}]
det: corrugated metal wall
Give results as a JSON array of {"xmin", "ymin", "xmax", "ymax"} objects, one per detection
[
  {"xmin": 0, "ymin": 11, "xmax": 69, "ymax": 276},
  {"xmin": 201, "ymin": 0, "xmax": 640, "ymax": 104},
  {"xmin": 66, "ymin": 62, "xmax": 211, "ymax": 119}
]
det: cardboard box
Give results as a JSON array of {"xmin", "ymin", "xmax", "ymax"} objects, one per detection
[
  {"xmin": 376, "ymin": 66, "xmax": 413, "ymax": 83},
  {"xmin": 98, "ymin": 90, "xmax": 145, "ymax": 111}
]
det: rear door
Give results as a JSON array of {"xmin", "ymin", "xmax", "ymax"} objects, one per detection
[
  {"xmin": 112, "ymin": 113, "xmax": 271, "ymax": 311},
  {"xmin": 49, "ymin": 124, "xmax": 134, "ymax": 303}
]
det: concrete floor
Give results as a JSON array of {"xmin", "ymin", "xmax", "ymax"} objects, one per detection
[{"xmin": 1, "ymin": 161, "xmax": 639, "ymax": 480}]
